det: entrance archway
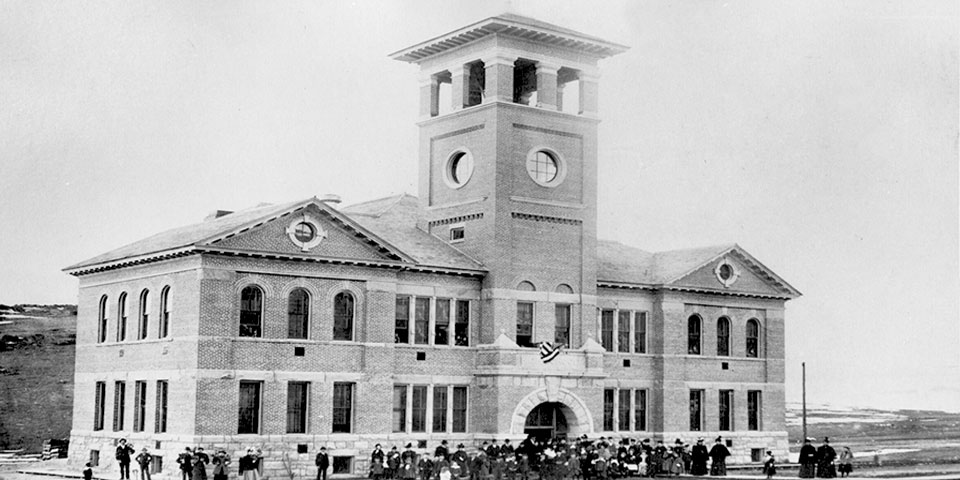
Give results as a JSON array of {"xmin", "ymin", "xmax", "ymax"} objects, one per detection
[
  {"xmin": 509, "ymin": 387, "xmax": 594, "ymax": 436},
  {"xmin": 524, "ymin": 402, "xmax": 569, "ymax": 440}
]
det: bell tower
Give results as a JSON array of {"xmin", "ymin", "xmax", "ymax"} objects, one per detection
[{"xmin": 391, "ymin": 14, "xmax": 627, "ymax": 346}]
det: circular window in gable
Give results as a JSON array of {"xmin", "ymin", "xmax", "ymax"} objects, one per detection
[
  {"xmin": 444, "ymin": 149, "xmax": 475, "ymax": 189},
  {"xmin": 286, "ymin": 215, "xmax": 327, "ymax": 252},
  {"xmin": 714, "ymin": 259, "xmax": 740, "ymax": 287},
  {"xmin": 525, "ymin": 148, "xmax": 566, "ymax": 187}
]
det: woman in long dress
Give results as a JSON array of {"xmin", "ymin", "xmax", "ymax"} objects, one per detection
[
  {"xmin": 837, "ymin": 447, "xmax": 853, "ymax": 478},
  {"xmin": 239, "ymin": 449, "xmax": 261, "ymax": 480},
  {"xmin": 708, "ymin": 438, "xmax": 730, "ymax": 476}
]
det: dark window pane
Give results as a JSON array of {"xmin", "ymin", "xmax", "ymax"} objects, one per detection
[
  {"xmin": 288, "ymin": 289, "xmax": 309, "ymax": 339},
  {"xmin": 618, "ymin": 311, "xmax": 631, "ymax": 352},
  {"xmin": 433, "ymin": 386, "xmax": 448, "ymax": 432},
  {"xmin": 634, "ymin": 312, "xmax": 646, "ymax": 354},
  {"xmin": 154, "ymin": 381, "xmax": 167, "ymax": 433},
  {"xmin": 746, "ymin": 320, "xmax": 759, "ymax": 358},
  {"xmin": 719, "ymin": 390, "xmax": 733, "ymax": 431},
  {"xmin": 238, "ymin": 381, "xmax": 261, "ymax": 434},
  {"xmin": 287, "ymin": 382, "xmax": 309, "ymax": 434},
  {"xmin": 516, "ymin": 302, "xmax": 534, "ymax": 348},
  {"xmin": 332, "ymin": 457, "xmax": 352, "ymax": 475},
  {"xmin": 414, "ymin": 298, "xmax": 430, "ymax": 345},
  {"xmin": 717, "ymin": 317, "xmax": 730, "ymax": 356},
  {"xmin": 139, "ymin": 290, "xmax": 149, "ymax": 340},
  {"xmin": 454, "ymin": 300, "xmax": 470, "ymax": 346},
  {"xmin": 634, "ymin": 390, "xmax": 646, "ymax": 431},
  {"xmin": 618, "ymin": 389, "xmax": 631, "ymax": 430},
  {"xmin": 603, "ymin": 389, "xmax": 615, "ymax": 431},
  {"xmin": 392, "ymin": 385, "xmax": 407, "ymax": 433},
  {"xmin": 133, "ymin": 381, "xmax": 146, "ymax": 432},
  {"xmin": 94, "ymin": 382, "xmax": 106, "ymax": 431},
  {"xmin": 435, "ymin": 299, "xmax": 450, "ymax": 345},
  {"xmin": 452, "ymin": 386, "xmax": 467, "ymax": 433},
  {"xmin": 690, "ymin": 390, "xmax": 702, "ymax": 431},
  {"xmin": 117, "ymin": 293, "xmax": 128, "ymax": 342},
  {"xmin": 748, "ymin": 390, "xmax": 761, "ymax": 431},
  {"xmin": 332, "ymin": 383, "xmax": 353, "ymax": 433},
  {"xmin": 554, "ymin": 305, "xmax": 570, "ymax": 347},
  {"xmin": 601, "ymin": 310, "xmax": 614, "ymax": 352},
  {"xmin": 395, "ymin": 296, "xmax": 409, "ymax": 344},
  {"xmin": 333, "ymin": 292, "xmax": 354, "ymax": 341},
  {"xmin": 113, "ymin": 381, "xmax": 125, "ymax": 431},
  {"xmin": 688, "ymin": 316, "xmax": 701, "ymax": 355},
  {"xmin": 240, "ymin": 287, "xmax": 262, "ymax": 337},
  {"xmin": 411, "ymin": 386, "xmax": 427, "ymax": 432},
  {"xmin": 98, "ymin": 296, "xmax": 108, "ymax": 343},
  {"xmin": 159, "ymin": 287, "xmax": 170, "ymax": 339}
]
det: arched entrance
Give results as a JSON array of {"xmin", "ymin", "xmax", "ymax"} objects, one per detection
[{"xmin": 524, "ymin": 402, "xmax": 569, "ymax": 440}]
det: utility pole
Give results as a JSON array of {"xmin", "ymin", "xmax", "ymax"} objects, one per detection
[{"xmin": 802, "ymin": 362, "xmax": 808, "ymax": 441}]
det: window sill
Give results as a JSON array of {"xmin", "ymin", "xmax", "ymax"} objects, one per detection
[{"xmin": 95, "ymin": 338, "xmax": 174, "ymax": 347}]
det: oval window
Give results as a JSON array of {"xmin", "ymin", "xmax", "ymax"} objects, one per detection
[{"xmin": 446, "ymin": 150, "xmax": 474, "ymax": 188}]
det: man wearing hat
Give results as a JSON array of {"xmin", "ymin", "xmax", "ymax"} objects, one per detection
[
  {"xmin": 708, "ymin": 437, "xmax": 730, "ymax": 476},
  {"xmin": 798, "ymin": 438, "xmax": 817, "ymax": 478},
  {"xmin": 401, "ymin": 444, "xmax": 418, "ymax": 472},
  {"xmin": 815, "ymin": 438, "xmax": 836, "ymax": 478},
  {"xmin": 315, "ymin": 446, "xmax": 330, "ymax": 480},
  {"xmin": 451, "ymin": 444, "xmax": 468, "ymax": 477},
  {"xmin": 690, "ymin": 438, "xmax": 708, "ymax": 476},
  {"xmin": 435, "ymin": 440, "xmax": 450, "ymax": 462},
  {"xmin": 387, "ymin": 446, "xmax": 401, "ymax": 479},
  {"xmin": 135, "ymin": 448, "xmax": 153, "ymax": 480}
]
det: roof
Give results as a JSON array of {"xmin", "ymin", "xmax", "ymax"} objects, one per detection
[{"xmin": 390, "ymin": 13, "xmax": 629, "ymax": 63}]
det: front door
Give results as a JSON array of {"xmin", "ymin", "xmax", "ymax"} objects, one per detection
[{"xmin": 523, "ymin": 402, "xmax": 568, "ymax": 440}]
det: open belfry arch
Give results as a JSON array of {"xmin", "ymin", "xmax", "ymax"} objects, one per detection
[{"xmin": 65, "ymin": 12, "xmax": 798, "ymax": 479}]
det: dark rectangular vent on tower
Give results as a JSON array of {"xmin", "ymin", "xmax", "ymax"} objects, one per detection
[
  {"xmin": 416, "ymin": 352, "xmax": 426, "ymax": 361},
  {"xmin": 294, "ymin": 347, "xmax": 305, "ymax": 357}
]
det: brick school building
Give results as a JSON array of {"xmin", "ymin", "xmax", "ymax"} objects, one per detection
[{"xmin": 65, "ymin": 13, "xmax": 799, "ymax": 478}]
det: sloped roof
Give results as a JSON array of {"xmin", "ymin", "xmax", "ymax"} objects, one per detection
[{"xmin": 341, "ymin": 194, "xmax": 484, "ymax": 271}]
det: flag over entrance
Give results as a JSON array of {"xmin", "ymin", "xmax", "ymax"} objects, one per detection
[{"xmin": 539, "ymin": 341, "xmax": 562, "ymax": 363}]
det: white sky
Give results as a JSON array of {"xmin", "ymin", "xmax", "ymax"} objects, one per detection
[{"xmin": 1, "ymin": 0, "xmax": 957, "ymax": 412}]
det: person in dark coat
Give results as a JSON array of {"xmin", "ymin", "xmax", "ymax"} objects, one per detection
[
  {"xmin": 418, "ymin": 454, "xmax": 434, "ymax": 480},
  {"xmin": 388, "ymin": 447, "xmax": 402, "ymax": 479},
  {"xmin": 116, "ymin": 439, "xmax": 135, "ymax": 480},
  {"xmin": 316, "ymin": 446, "xmax": 330, "ymax": 480},
  {"xmin": 451, "ymin": 445, "xmax": 469, "ymax": 479},
  {"xmin": 136, "ymin": 448, "xmax": 153, "ymax": 480},
  {"xmin": 798, "ymin": 438, "xmax": 817, "ymax": 478},
  {"xmin": 211, "ymin": 450, "xmax": 231, "ymax": 480},
  {"xmin": 83, "ymin": 462, "xmax": 94, "ymax": 480},
  {"xmin": 708, "ymin": 437, "xmax": 730, "ymax": 476},
  {"xmin": 815, "ymin": 438, "xmax": 837, "ymax": 478},
  {"xmin": 763, "ymin": 451, "xmax": 777, "ymax": 479},
  {"xmin": 435, "ymin": 440, "xmax": 450, "ymax": 462},
  {"xmin": 195, "ymin": 448, "xmax": 210, "ymax": 480},
  {"xmin": 177, "ymin": 448, "xmax": 194, "ymax": 480},
  {"xmin": 239, "ymin": 448, "xmax": 262, "ymax": 480}
]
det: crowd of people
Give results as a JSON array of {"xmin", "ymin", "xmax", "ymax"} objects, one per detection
[
  {"xmin": 93, "ymin": 435, "xmax": 856, "ymax": 480},
  {"xmin": 366, "ymin": 436, "xmax": 736, "ymax": 480}
]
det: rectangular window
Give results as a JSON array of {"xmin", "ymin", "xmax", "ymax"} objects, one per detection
[
  {"xmin": 690, "ymin": 390, "xmax": 703, "ymax": 431},
  {"xmin": 634, "ymin": 312, "xmax": 646, "ymax": 354},
  {"xmin": 414, "ymin": 298, "xmax": 430, "ymax": 345},
  {"xmin": 154, "ymin": 380, "xmax": 168, "ymax": 433},
  {"xmin": 435, "ymin": 299, "xmax": 450, "ymax": 346},
  {"xmin": 719, "ymin": 390, "xmax": 733, "ymax": 431},
  {"xmin": 603, "ymin": 389, "xmax": 615, "ymax": 431},
  {"xmin": 618, "ymin": 389, "xmax": 631, "ymax": 431},
  {"xmin": 395, "ymin": 296, "xmax": 410, "ymax": 344},
  {"xmin": 332, "ymin": 383, "xmax": 353, "ymax": 433},
  {"xmin": 449, "ymin": 226, "xmax": 465, "ymax": 242},
  {"xmin": 133, "ymin": 381, "xmax": 146, "ymax": 432},
  {"xmin": 287, "ymin": 382, "xmax": 309, "ymax": 434},
  {"xmin": 516, "ymin": 302, "xmax": 534, "ymax": 347},
  {"xmin": 554, "ymin": 304, "xmax": 571, "ymax": 347},
  {"xmin": 634, "ymin": 389, "xmax": 647, "ymax": 431},
  {"xmin": 288, "ymin": 292, "xmax": 309, "ymax": 340},
  {"xmin": 332, "ymin": 457, "xmax": 352, "ymax": 475},
  {"xmin": 601, "ymin": 310, "xmax": 614, "ymax": 351},
  {"xmin": 238, "ymin": 381, "xmax": 262, "ymax": 434},
  {"xmin": 618, "ymin": 311, "xmax": 631, "ymax": 352},
  {"xmin": 392, "ymin": 385, "xmax": 407, "ymax": 432},
  {"xmin": 411, "ymin": 385, "xmax": 427, "ymax": 432},
  {"xmin": 433, "ymin": 386, "xmax": 448, "ymax": 432},
  {"xmin": 113, "ymin": 381, "xmax": 125, "ymax": 431},
  {"xmin": 454, "ymin": 300, "xmax": 470, "ymax": 346},
  {"xmin": 94, "ymin": 382, "xmax": 106, "ymax": 431},
  {"xmin": 748, "ymin": 390, "xmax": 762, "ymax": 431},
  {"xmin": 452, "ymin": 386, "xmax": 467, "ymax": 433}
]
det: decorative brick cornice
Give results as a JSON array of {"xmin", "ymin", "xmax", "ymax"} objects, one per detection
[
  {"xmin": 511, "ymin": 212, "xmax": 582, "ymax": 225},
  {"xmin": 428, "ymin": 213, "xmax": 483, "ymax": 228}
]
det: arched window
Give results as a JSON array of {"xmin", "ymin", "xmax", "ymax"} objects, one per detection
[
  {"xmin": 746, "ymin": 319, "xmax": 760, "ymax": 358},
  {"xmin": 687, "ymin": 315, "xmax": 701, "ymax": 355},
  {"xmin": 717, "ymin": 317, "xmax": 730, "ymax": 356},
  {"xmin": 239, "ymin": 286, "xmax": 263, "ymax": 337},
  {"xmin": 517, "ymin": 281, "xmax": 536, "ymax": 291},
  {"xmin": 117, "ymin": 293, "xmax": 128, "ymax": 342},
  {"xmin": 98, "ymin": 295, "xmax": 108, "ymax": 343},
  {"xmin": 159, "ymin": 286, "xmax": 171, "ymax": 338},
  {"xmin": 288, "ymin": 288, "xmax": 309, "ymax": 339},
  {"xmin": 333, "ymin": 292, "xmax": 354, "ymax": 341},
  {"xmin": 555, "ymin": 284, "xmax": 574, "ymax": 294},
  {"xmin": 138, "ymin": 289, "xmax": 150, "ymax": 340}
]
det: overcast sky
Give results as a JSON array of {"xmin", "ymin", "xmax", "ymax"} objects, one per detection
[{"xmin": 1, "ymin": 0, "xmax": 957, "ymax": 412}]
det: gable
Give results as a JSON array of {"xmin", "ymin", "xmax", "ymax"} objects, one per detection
[
  {"xmin": 208, "ymin": 204, "xmax": 401, "ymax": 262},
  {"xmin": 670, "ymin": 253, "xmax": 787, "ymax": 297}
]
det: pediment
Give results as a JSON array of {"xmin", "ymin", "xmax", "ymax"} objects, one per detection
[
  {"xmin": 203, "ymin": 201, "xmax": 412, "ymax": 264},
  {"xmin": 668, "ymin": 247, "xmax": 800, "ymax": 299}
]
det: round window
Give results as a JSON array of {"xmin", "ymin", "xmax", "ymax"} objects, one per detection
[
  {"xmin": 293, "ymin": 222, "xmax": 316, "ymax": 243},
  {"xmin": 714, "ymin": 260, "xmax": 740, "ymax": 287},
  {"xmin": 718, "ymin": 263, "xmax": 733, "ymax": 281},
  {"xmin": 445, "ymin": 150, "xmax": 475, "ymax": 188},
  {"xmin": 527, "ymin": 150, "xmax": 558, "ymax": 183}
]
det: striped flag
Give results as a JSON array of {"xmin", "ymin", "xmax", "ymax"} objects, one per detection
[{"xmin": 539, "ymin": 341, "xmax": 562, "ymax": 363}]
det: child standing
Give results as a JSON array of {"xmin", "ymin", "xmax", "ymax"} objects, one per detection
[
  {"xmin": 762, "ymin": 451, "xmax": 776, "ymax": 479},
  {"xmin": 83, "ymin": 462, "xmax": 94, "ymax": 480}
]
